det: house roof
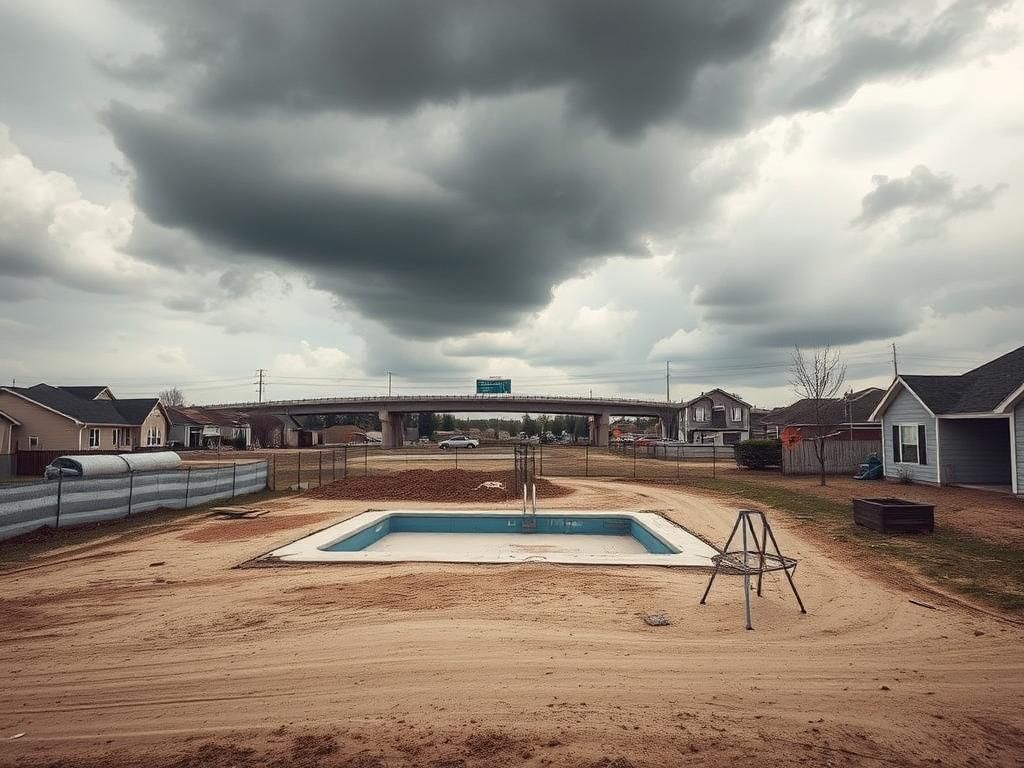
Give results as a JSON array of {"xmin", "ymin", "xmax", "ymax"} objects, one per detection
[
  {"xmin": 166, "ymin": 406, "xmax": 248, "ymax": 427},
  {"xmin": 761, "ymin": 388, "xmax": 885, "ymax": 427},
  {"xmin": 887, "ymin": 344, "xmax": 1024, "ymax": 416},
  {"xmin": 58, "ymin": 386, "xmax": 112, "ymax": 400},
  {"xmin": 2, "ymin": 384, "xmax": 162, "ymax": 426},
  {"xmin": 681, "ymin": 388, "xmax": 752, "ymax": 408}
]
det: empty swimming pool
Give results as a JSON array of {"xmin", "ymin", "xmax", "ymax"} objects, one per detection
[{"xmin": 268, "ymin": 509, "xmax": 718, "ymax": 566}]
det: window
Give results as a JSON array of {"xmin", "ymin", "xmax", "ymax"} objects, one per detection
[
  {"xmin": 731, "ymin": 406, "xmax": 743, "ymax": 422},
  {"xmin": 147, "ymin": 427, "xmax": 162, "ymax": 446},
  {"xmin": 892, "ymin": 424, "xmax": 927, "ymax": 465},
  {"xmin": 694, "ymin": 407, "xmax": 708, "ymax": 422},
  {"xmin": 28, "ymin": 435, "xmax": 39, "ymax": 448},
  {"xmin": 112, "ymin": 428, "xmax": 122, "ymax": 446},
  {"xmin": 88, "ymin": 428, "xmax": 100, "ymax": 448}
]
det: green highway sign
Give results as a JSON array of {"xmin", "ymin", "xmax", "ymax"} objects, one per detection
[{"xmin": 476, "ymin": 378, "xmax": 511, "ymax": 394}]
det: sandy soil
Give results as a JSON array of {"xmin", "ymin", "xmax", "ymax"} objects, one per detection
[{"xmin": 2, "ymin": 479, "xmax": 1023, "ymax": 767}]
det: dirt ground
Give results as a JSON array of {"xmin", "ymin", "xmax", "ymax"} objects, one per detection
[
  {"xmin": 717, "ymin": 467, "xmax": 1024, "ymax": 547},
  {"xmin": 304, "ymin": 469, "xmax": 574, "ymax": 502},
  {"xmin": 2, "ymin": 478, "xmax": 1023, "ymax": 767}
]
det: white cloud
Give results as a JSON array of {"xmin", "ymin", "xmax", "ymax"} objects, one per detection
[
  {"xmin": 272, "ymin": 341, "xmax": 353, "ymax": 377},
  {"xmin": 0, "ymin": 123, "xmax": 159, "ymax": 292}
]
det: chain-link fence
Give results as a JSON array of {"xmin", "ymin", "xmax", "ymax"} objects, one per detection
[{"xmin": 264, "ymin": 442, "xmax": 736, "ymax": 491}]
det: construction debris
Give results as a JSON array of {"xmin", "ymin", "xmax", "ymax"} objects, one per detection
[{"xmin": 208, "ymin": 507, "xmax": 269, "ymax": 519}]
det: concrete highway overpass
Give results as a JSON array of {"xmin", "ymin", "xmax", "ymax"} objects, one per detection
[{"xmin": 206, "ymin": 394, "xmax": 681, "ymax": 448}]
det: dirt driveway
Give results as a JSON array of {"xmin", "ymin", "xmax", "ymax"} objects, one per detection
[{"xmin": 2, "ymin": 479, "xmax": 1023, "ymax": 767}]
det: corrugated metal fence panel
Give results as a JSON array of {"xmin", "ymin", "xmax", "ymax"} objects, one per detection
[
  {"xmin": 0, "ymin": 461, "xmax": 269, "ymax": 542},
  {"xmin": 58, "ymin": 475, "xmax": 131, "ymax": 527},
  {"xmin": 0, "ymin": 481, "xmax": 58, "ymax": 541}
]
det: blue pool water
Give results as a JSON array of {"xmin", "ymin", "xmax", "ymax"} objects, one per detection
[{"xmin": 323, "ymin": 513, "xmax": 677, "ymax": 555}]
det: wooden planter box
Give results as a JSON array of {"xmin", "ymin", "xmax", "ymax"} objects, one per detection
[{"xmin": 852, "ymin": 497, "xmax": 934, "ymax": 534}]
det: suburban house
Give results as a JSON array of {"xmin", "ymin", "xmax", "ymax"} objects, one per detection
[
  {"xmin": 0, "ymin": 384, "xmax": 169, "ymax": 453},
  {"xmin": 248, "ymin": 413, "xmax": 322, "ymax": 448},
  {"xmin": 870, "ymin": 344, "xmax": 1024, "ymax": 495},
  {"xmin": 680, "ymin": 389, "xmax": 752, "ymax": 445},
  {"xmin": 166, "ymin": 406, "xmax": 252, "ymax": 449},
  {"xmin": 760, "ymin": 388, "xmax": 885, "ymax": 444},
  {"xmin": 0, "ymin": 409, "xmax": 19, "ymax": 477}
]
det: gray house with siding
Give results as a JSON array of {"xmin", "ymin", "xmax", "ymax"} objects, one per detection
[
  {"xmin": 680, "ymin": 389, "xmax": 752, "ymax": 445},
  {"xmin": 869, "ymin": 344, "xmax": 1024, "ymax": 495}
]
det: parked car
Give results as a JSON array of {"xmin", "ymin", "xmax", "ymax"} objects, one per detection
[{"xmin": 438, "ymin": 435, "xmax": 480, "ymax": 449}]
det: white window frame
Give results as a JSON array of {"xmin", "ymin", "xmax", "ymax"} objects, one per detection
[
  {"xmin": 88, "ymin": 428, "xmax": 100, "ymax": 448},
  {"xmin": 731, "ymin": 406, "xmax": 743, "ymax": 422},
  {"xmin": 28, "ymin": 435, "xmax": 39, "ymax": 448},
  {"xmin": 693, "ymin": 406, "xmax": 708, "ymax": 422},
  {"xmin": 897, "ymin": 424, "xmax": 920, "ymax": 464}
]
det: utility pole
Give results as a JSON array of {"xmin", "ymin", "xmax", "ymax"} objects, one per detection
[
  {"xmin": 256, "ymin": 368, "xmax": 265, "ymax": 403},
  {"xmin": 665, "ymin": 361, "xmax": 671, "ymax": 402},
  {"xmin": 891, "ymin": 343, "xmax": 899, "ymax": 378},
  {"xmin": 387, "ymin": 371, "xmax": 392, "ymax": 397}
]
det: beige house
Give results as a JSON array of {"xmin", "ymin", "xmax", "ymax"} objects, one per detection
[
  {"xmin": 0, "ymin": 410, "xmax": 19, "ymax": 477},
  {"xmin": 0, "ymin": 384, "xmax": 170, "ymax": 452}
]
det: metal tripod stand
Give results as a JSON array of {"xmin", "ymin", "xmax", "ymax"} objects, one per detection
[{"xmin": 699, "ymin": 509, "xmax": 806, "ymax": 630}]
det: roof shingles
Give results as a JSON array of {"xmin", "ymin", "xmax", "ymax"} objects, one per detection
[
  {"xmin": 901, "ymin": 345, "xmax": 1024, "ymax": 414},
  {"xmin": 760, "ymin": 388, "xmax": 885, "ymax": 427},
  {"xmin": 4, "ymin": 384, "xmax": 160, "ymax": 425}
]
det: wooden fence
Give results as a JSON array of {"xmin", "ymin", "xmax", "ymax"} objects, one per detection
[{"xmin": 781, "ymin": 439, "xmax": 881, "ymax": 476}]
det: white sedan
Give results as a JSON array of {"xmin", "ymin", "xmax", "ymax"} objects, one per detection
[{"xmin": 438, "ymin": 436, "xmax": 480, "ymax": 449}]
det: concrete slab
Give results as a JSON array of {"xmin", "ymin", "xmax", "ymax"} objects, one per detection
[{"xmin": 267, "ymin": 509, "xmax": 718, "ymax": 567}]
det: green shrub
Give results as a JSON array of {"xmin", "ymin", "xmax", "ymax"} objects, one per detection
[{"xmin": 733, "ymin": 439, "xmax": 783, "ymax": 469}]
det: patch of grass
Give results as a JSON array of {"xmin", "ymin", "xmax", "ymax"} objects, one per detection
[{"xmin": 692, "ymin": 477, "xmax": 1024, "ymax": 613}]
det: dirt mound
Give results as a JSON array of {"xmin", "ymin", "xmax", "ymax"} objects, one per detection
[
  {"xmin": 463, "ymin": 731, "xmax": 517, "ymax": 758},
  {"xmin": 303, "ymin": 469, "xmax": 573, "ymax": 503}
]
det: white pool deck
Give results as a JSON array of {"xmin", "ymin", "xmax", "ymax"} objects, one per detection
[{"xmin": 268, "ymin": 509, "xmax": 719, "ymax": 567}]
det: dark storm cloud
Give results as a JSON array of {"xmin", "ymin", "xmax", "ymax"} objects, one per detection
[
  {"xmin": 746, "ymin": 311, "xmax": 918, "ymax": 348},
  {"xmin": 114, "ymin": 0, "xmax": 792, "ymax": 137},
  {"xmin": 103, "ymin": 98, "xmax": 708, "ymax": 337},
  {"xmin": 853, "ymin": 165, "xmax": 1007, "ymax": 229},
  {"xmin": 97, "ymin": 0, "xmax": 1013, "ymax": 344}
]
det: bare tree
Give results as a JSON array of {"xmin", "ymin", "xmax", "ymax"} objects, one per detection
[
  {"xmin": 158, "ymin": 387, "xmax": 186, "ymax": 407},
  {"xmin": 789, "ymin": 346, "xmax": 847, "ymax": 486}
]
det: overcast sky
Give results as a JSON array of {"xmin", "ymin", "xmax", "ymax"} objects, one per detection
[{"xmin": 1, "ymin": 0, "xmax": 1021, "ymax": 408}]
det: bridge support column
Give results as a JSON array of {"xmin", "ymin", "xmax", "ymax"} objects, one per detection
[
  {"xmin": 378, "ymin": 411, "xmax": 406, "ymax": 449},
  {"xmin": 592, "ymin": 412, "xmax": 611, "ymax": 447},
  {"xmin": 659, "ymin": 413, "xmax": 679, "ymax": 440}
]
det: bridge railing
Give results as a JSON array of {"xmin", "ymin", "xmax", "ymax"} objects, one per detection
[{"xmin": 204, "ymin": 393, "xmax": 681, "ymax": 410}]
